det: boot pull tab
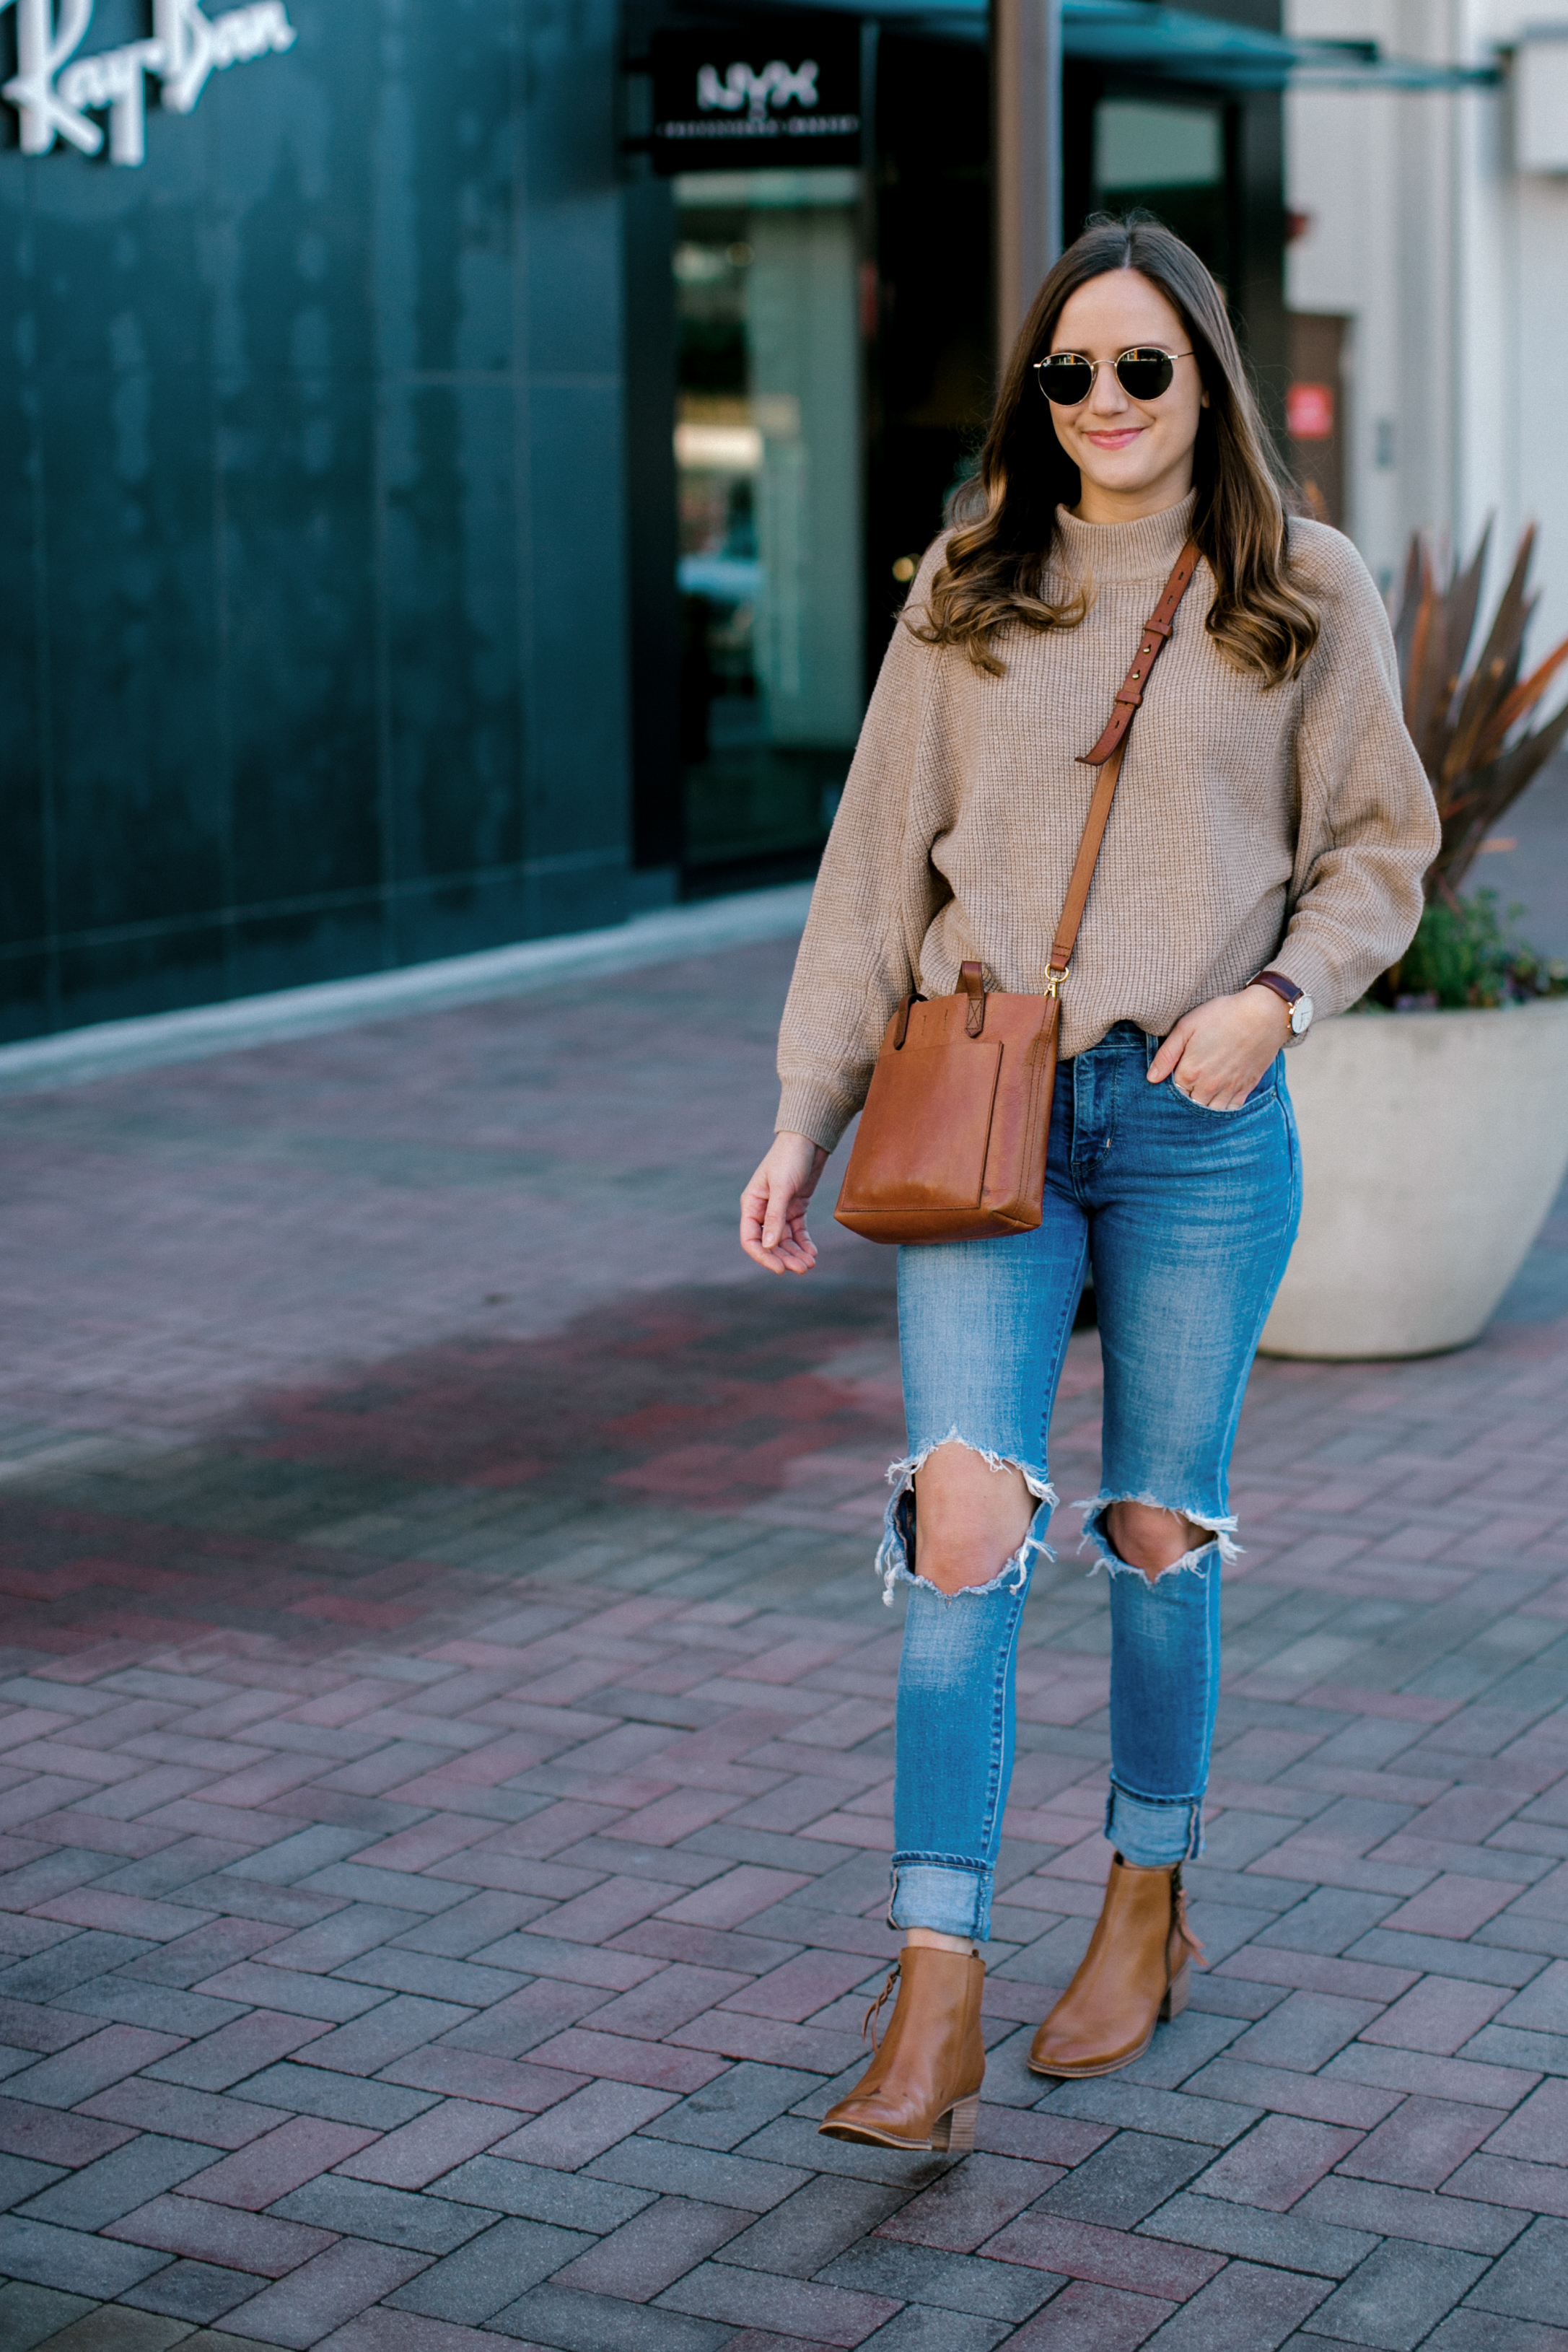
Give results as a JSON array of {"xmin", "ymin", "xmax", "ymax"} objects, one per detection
[
  {"xmin": 1171, "ymin": 1868, "xmax": 1208, "ymax": 1969},
  {"xmin": 861, "ymin": 1962, "xmax": 901, "ymax": 2048}
]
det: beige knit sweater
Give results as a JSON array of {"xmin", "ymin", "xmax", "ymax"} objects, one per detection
[{"xmin": 776, "ymin": 493, "xmax": 1439, "ymax": 1151}]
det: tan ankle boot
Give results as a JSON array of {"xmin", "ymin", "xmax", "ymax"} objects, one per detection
[
  {"xmin": 1028, "ymin": 1855, "xmax": 1204, "ymax": 2080},
  {"xmin": 819, "ymin": 1945, "xmax": 986, "ymax": 2152}
]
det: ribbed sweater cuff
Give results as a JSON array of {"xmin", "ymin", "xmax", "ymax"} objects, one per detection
[
  {"xmin": 1269, "ymin": 939, "xmax": 1336, "ymax": 1015},
  {"xmin": 776, "ymin": 1081, "xmax": 854, "ymax": 1155}
]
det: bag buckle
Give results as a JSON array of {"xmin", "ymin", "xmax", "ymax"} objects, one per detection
[{"xmin": 1044, "ymin": 964, "xmax": 1069, "ymax": 998}]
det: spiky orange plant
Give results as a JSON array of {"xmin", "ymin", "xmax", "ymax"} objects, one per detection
[{"xmin": 1393, "ymin": 523, "xmax": 1568, "ymax": 906}]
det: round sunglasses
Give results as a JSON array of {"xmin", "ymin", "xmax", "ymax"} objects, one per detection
[{"xmin": 1033, "ymin": 347, "xmax": 1193, "ymax": 406}]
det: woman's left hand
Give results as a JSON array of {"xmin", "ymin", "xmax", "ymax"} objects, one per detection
[{"xmin": 1147, "ymin": 986, "xmax": 1289, "ymax": 1109}]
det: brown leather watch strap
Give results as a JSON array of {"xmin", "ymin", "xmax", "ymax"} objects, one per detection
[
  {"xmin": 1248, "ymin": 969, "xmax": 1302, "ymax": 1017},
  {"xmin": 1045, "ymin": 538, "xmax": 1201, "ymax": 988}
]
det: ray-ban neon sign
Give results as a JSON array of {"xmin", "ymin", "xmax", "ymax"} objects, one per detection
[{"xmin": 3, "ymin": 0, "xmax": 297, "ymax": 167}]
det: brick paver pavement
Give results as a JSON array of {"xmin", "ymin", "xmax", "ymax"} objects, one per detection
[{"xmin": 0, "ymin": 931, "xmax": 1566, "ymax": 2351}]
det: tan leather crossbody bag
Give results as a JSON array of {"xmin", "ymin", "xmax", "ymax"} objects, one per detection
[{"xmin": 834, "ymin": 541, "xmax": 1201, "ymax": 1246}]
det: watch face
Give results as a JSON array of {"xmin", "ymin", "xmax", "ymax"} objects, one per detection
[{"xmin": 1290, "ymin": 995, "xmax": 1314, "ymax": 1036}]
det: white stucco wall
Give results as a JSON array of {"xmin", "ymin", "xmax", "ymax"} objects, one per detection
[{"xmin": 1284, "ymin": 0, "xmax": 1568, "ymax": 655}]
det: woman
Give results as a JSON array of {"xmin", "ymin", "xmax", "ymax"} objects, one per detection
[{"xmin": 739, "ymin": 218, "xmax": 1437, "ymax": 2152}]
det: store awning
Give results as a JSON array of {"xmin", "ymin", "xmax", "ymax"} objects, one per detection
[
  {"xmin": 786, "ymin": 0, "xmax": 1502, "ymax": 83},
  {"xmin": 1060, "ymin": 2, "xmax": 1498, "ymax": 88}
]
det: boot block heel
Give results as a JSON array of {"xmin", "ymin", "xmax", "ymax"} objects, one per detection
[
  {"xmin": 1160, "ymin": 1962, "xmax": 1190, "ymax": 2023},
  {"xmin": 930, "ymin": 2093, "xmax": 979, "ymax": 2153}
]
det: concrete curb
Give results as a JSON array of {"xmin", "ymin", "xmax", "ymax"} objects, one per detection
[{"xmin": 0, "ymin": 883, "xmax": 815, "ymax": 1098}]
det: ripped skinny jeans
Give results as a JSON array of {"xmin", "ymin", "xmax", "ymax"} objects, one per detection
[{"xmin": 881, "ymin": 1020, "xmax": 1300, "ymax": 1941}]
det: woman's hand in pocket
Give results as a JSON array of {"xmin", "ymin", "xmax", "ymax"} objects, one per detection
[
  {"xmin": 1147, "ymin": 987, "xmax": 1289, "ymax": 1110},
  {"xmin": 741, "ymin": 1132, "xmax": 830, "ymax": 1274}
]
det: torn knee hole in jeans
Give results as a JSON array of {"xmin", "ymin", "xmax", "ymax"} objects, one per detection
[
  {"xmin": 875, "ymin": 1430, "xmax": 1057, "ymax": 1606},
  {"xmin": 1078, "ymin": 1491, "xmax": 1240, "ymax": 1581}
]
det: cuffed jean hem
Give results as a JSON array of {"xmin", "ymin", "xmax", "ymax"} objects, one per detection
[
  {"xmin": 1106, "ymin": 1781, "xmax": 1205, "ymax": 1867},
  {"xmin": 889, "ymin": 1859, "xmax": 992, "ymax": 1941}
]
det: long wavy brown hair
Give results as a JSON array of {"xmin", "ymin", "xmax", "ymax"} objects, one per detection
[{"xmin": 914, "ymin": 216, "xmax": 1318, "ymax": 684}]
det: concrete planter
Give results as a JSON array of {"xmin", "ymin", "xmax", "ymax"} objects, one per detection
[{"xmin": 1260, "ymin": 997, "xmax": 1568, "ymax": 1360}]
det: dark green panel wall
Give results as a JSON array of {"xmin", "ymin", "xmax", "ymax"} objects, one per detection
[{"xmin": 0, "ymin": 0, "xmax": 631, "ymax": 1041}]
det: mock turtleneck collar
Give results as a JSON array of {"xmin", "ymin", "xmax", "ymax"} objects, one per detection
[{"xmin": 1051, "ymin": 489, "xmax": 1199, "ymax": 585}]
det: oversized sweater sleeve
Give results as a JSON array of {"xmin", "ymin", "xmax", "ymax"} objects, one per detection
[
  {"xmin": 1269, "ymin": 524, "xmax": 1440, "ymax": 1018},
  {"xmin": 774, "ymin": 556, "xmax": 952, "ymax": 1150}
]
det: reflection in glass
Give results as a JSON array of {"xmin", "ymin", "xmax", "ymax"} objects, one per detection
[
  {"xmin": 674, "ymin": 170, "xmax": 864, "ymax": 875},
  {"xmin": 1092, "ymin": 100, "xmax": 1227, "ymax": 284}
]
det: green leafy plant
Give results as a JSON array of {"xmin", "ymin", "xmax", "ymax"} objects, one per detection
[
  {"xmin": 1384, "ymin": 888, "xmax": 1568, "ymax": 1011},
  {"xmin": 1370, "ymin": 522, "xmax": 1568, "ymax": 1008}
]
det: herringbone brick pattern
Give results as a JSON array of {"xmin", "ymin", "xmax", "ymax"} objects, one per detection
[{"xmin": 0, "ymin": 937, "xmax": 1564, "ymax": 2350}]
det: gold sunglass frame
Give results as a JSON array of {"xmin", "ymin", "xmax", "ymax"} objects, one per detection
[{"xmin": 1033, "ymin": 348, "xmax": 1196, "ymax": 406}]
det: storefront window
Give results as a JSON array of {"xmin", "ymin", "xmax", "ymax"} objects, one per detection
[
  {"xmin": 674, "ymin": 168, "xmax": 864, "ymax": 876},
  {"xmin": 1093, "ymin": 99, "xmax": 1226, "ymax": 280}
]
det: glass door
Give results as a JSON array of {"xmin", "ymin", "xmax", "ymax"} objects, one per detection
[
  {"xmin": 1092, "ymin": 99, "xmax": 1227, "ymax": 283},
  {"xmin": 674, "ymin": 167, "xmax": 864, "ymax": 878}
]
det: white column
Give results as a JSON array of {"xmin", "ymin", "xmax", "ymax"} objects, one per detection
[
  {"xmin": 1505, "ymin": 0, "xmax": 1568, "ymax": 650},
  {"xmin": 1448, "ymin": 0, "xmax": 1514, "ymax": 601}
]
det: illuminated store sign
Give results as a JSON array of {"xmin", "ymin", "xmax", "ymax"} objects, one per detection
[
  {"xmin": 650, "ymin": 19, "xmax": 860, "ymax": 175},
  {"xmin": 2, "ymin": 0, "xmax": 296, "ymax": 167}
]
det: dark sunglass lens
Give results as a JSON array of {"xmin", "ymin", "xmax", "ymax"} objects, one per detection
[
  {"xmin": 1115, "ymin": 350, "xmax": 1175, "ymax": 399},
  {"xmin": 1036, "ymin": 357, "xmax": 1094, "ymax": 405}
]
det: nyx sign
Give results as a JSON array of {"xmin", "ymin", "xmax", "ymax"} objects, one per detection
[{"xmin": 650, "ymin": 20, "xmax": 860, "ymax": 175}]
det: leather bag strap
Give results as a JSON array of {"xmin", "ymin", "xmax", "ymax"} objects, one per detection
[{"xmin": 1044, "ymin": 538, "xmax": 1201, "ymax": 990}]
